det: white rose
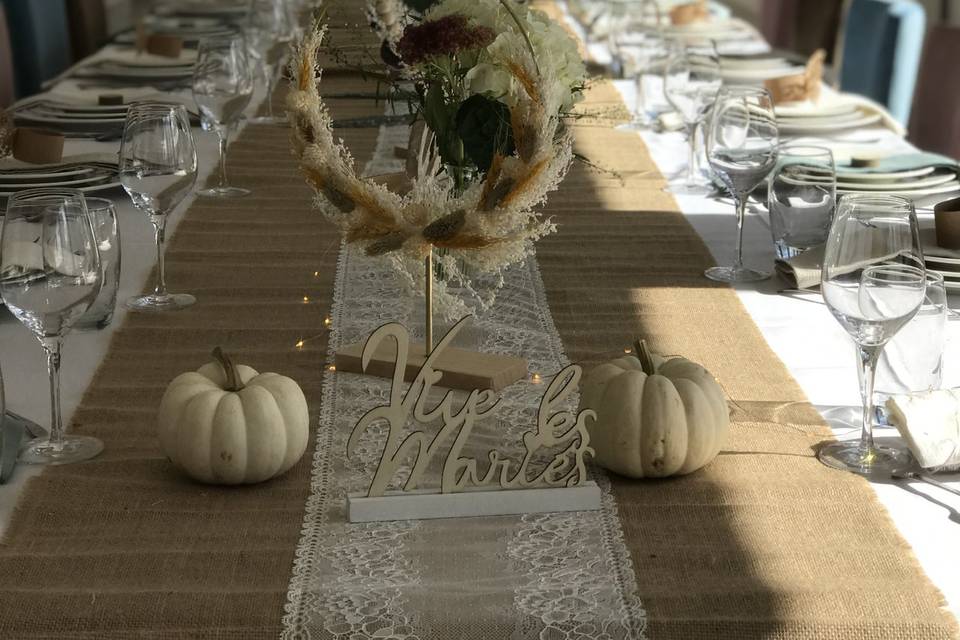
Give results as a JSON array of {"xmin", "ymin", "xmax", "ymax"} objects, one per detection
[{"xmin": 466, "ymin": 63, "xmax": 516, "ymax": 103}]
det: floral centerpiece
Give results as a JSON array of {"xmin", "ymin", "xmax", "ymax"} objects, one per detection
[{"xmin": 288, "ymin": 0, "xmax": 586, "ymax": 318}]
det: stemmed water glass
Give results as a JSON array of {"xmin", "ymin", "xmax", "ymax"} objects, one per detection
[
  {"xmin": 193, "ymin": 36, "xmax": 255, "ymax": 197},
  {"xmin": 616, "ymin": 30, "xmax": 668, "ymax": 131},
  {"xmin": 0, "ymin": 188, "xmax": 104, "ymax": 464},
  {"xmin": 704, "ymin": 86, "xmax": 779, "ymax": 282},
  {"xmin": 246, "ymin": 0, "xmax": 292, "ymax": 125},
  {"xmin": 767, "ymin": 145, "xmax": 836, "ymax": 259},
  {"xmin": 663, "ymin": 38, "xmax": 722, "ymax": 195},
  {"xmin": 120, "ymin": 103, "xmax": 198, "ymax": 311},
  {"xmin": 819, "ymin": 194, "xmax": 926, "ymax": 475}
]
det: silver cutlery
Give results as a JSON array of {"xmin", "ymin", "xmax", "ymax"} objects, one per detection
[{"xmin": 892, "ymin": 467, "xmax": 960, "ymax": 499}]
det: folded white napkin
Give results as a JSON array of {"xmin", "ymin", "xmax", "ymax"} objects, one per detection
[
  {"xmin": 886, "ymin": 389, "xmax": 960, "ymax": 469},
  {"xmin": 776, "ymin": 227, "xmax": 952, "ymax": 290}
]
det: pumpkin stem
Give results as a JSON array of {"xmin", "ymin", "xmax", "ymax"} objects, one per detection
[
  {"xmin": 633, "ymin": 338, "xmax": 657, "ymax": 376},
  {"xmin": 212, "ymin": 347, "xmax": 245, "ymax": 392}
]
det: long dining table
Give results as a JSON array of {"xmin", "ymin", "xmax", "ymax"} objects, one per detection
[{"xmin": 0, "ymin": 1, "xmax": 958, "ymax": 638}]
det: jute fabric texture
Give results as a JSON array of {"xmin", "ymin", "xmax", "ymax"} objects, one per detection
[{"xmin": 0, "ymin": 0, "xmax": 956, "ymax": 637}]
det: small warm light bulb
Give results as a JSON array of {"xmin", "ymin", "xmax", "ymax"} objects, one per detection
[
  {"xmin": 323, "ymin": 316, "xmax": 333, "ymax": 329},
  {"xmin": 624, "ymin": 348, "xmax": 632, "ymax": 354},
  {"xmin": 327, "ymin": 364, "xmax": 336, "ymax": 372},
  {"xmin": 302, "ymin": 296, "xmax": 310, "ymax": 304},
  {"xmin": 295, "ymin": 339, "xmax": 305, "ymax": 349},
  {"xmin": 531, "ymin": 373, "xmax": 542, "ymax": 384},
  {"xmin": 313, "ymin": 271, "xmax": 320, "ymax": 277}
]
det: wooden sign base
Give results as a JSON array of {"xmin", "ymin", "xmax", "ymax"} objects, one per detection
[
  {"xmin": 347, "ymin": 481, "xmax": 601, "ymax": 522},
  {"xmin": 335, "ymin": 341, "xmax": 528, "ymax": 392}
]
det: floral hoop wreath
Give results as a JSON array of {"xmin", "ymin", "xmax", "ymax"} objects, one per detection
[{"xmin": 287, "ymin": 14, "xmax": 576, "ymax": 318}]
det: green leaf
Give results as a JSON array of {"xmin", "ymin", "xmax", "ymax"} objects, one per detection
[{"xmin": 455, "ymin": 95, "xmax": 515, "ymax": 172}]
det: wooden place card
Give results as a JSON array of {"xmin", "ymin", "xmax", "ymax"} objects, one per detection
[
  {"xmin": 146, "ymin": 34, "xmax": 184, "ymax": 59},
  {"xmin": 12, "ymin": 128, "xmax": 64, "ymax": 164},
  {"xmin": 934, "ymin": 196, "xmax": 960, "ymax": 249}
]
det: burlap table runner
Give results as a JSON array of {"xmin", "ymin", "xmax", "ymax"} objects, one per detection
[{"xmin": 0, "ymin": 1, "xmax": 956, "ymax": 637}]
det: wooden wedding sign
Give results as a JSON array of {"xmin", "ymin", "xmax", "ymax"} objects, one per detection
[{"xmin": 345, "ymin": 317, "xmax": 602, "ymax": 522}]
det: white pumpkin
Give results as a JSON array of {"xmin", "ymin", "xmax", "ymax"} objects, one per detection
[
  {"xmin": 158, "ymin": 348, "xmax": 310, "ymax": 485},
  {"xmin": 579, "ymin": 341, "xmax": 729, "ymax": 478}
]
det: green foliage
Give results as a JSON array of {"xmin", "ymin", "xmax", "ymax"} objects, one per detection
[{"xmin": 455, "ymin": 94, "xmax": 515, "ymax": 172}]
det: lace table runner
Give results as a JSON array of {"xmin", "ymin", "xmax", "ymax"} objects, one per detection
[{"xmin": 281, "ymin": 119, "xmax": 646, "ymax": 639}]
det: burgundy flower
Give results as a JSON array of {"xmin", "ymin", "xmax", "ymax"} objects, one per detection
[{"xmin": 397, "ymin": 15, "xmax": 496, "ymax": 65}]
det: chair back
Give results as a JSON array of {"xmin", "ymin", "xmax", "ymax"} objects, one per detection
[
  {"xmin": 1, "ymin": 0, "xmax": 73, "ymax": 96},
  {"xmin": 839, "ymin": 0, "xmax": 926, "ymax": 124},
  {"xmin": 761, "ymin": 0, "xmax": 844, "ymax": 61},
  {"xmin": 0, "ymin": 4, "xmax": 14, "ymax": 108},
  {"xmin": 908, "ymin": 26, "xmax": 960, "ymax": 160},
  {"xmin": 67, "ymin": 0, "xmax": 108, "ymax": 61}
]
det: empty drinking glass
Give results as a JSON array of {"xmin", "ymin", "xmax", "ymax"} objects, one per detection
[
  {"xmin": 819, "ymin": 194, "xmax": 926, "ymax": 475},
  {"xmin": 119, "ymin": 103, "xmax": 198, "ymax": 311},
  {"xmin": 875, "ymin": 271, "xmax": 947, "ymax": 406},
  {"xmin": 663, "ymin": 38, "xmax": 722, "ymax": 195},
  {"xmin": 616, "ymin": 31, "xmax": 668, "ymax": 130},
  {"xmin": 73, "ymin": 198, "xmax": 121, "ymax": 330},
  {"xmin": 705, "ymin": 86, "xmax": 779, "ymax": 283},
  {"xmin": 768, "ymin": 145, "xmax": 835, "ymax": 259},
  {"xmin": 0, "ymin": 188, "xmax": 104, "ymax": 464},
  {"xmin": 193, "ymin": 36, "xmax": 255, "ymax": 197},
  {"xmin": 247, "ymin": 0, "xmax": 292, "ymax": 125}
]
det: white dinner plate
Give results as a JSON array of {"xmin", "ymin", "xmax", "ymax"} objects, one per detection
[
  {"xmin": 835, "ymin": 171, "xmax": 958, "ymax": 191},
  {"xmin": 836, "ymin": 166, "xmax": 937, "ymax": 181},
  {"xmin": 775, "ymin": 102, "xmax": 860, "ymax": 119},
  {"xmin": 923, "ymin": 256, "xmax": 960, "ymax": 268},
  {"xmin": 838, "ymin": 180, "xmax": 960, "ymax": 198},
  {"xmin": 721, "ymin": 66, "xmax": 805, "ymax": 83},
  {"xmin": 720, "ymin": 55, "xmax": 789, "ymax": 70},
  {"xmin": 779, "ymin": 111, "xmax": 883, "ymax": 135}
]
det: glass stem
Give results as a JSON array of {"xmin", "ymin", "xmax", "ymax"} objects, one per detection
[
  {"xmin": 216, "ymin": 125, "xmax": 229, "ymax": 189},
  {"xmin": 634, "ymin": 74, "xmax": 647, "ymax": 123},
  {"xmin": 686, "ymin": 122, "xmax": 698, "ymax": 185},
  {"xmin": 40, "ymin": 337, "xmax": 64, "ymax": 451},
  {"xmin": 152, "ymin": 216, "xmax": 168, "ymax": 298},
  {"xmin": 266, "ymin": 63, "xmax": 276, "ymax": 118},
  {"xmin": 857, "ymin": 344, "xmax": 882, "ymax": 456},
  {"xmin": 733, "ymin": 194, "xmax": 747, "ymax": 270}
]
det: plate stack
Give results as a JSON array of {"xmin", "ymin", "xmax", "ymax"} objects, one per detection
[
  {"xmin": 0, "ymin": 160, "xmax": 119, "ymax": 199},
  {"xmin": 775, "ymin": 102, "xmax": 883, "ymax": 135},
  {"xmin": 836, "ymin": 165, "xmax": 960, "ymax": 200},
  {"xmin": 720, "ymin": 55, "xmax": 804, "ymax": 84},
  {"xmin": 924, "ymin": 255, "xmax": 960, "ymax": 292},
  {"xmin": 12, "ymin": 101, "xmax": 128, "ymax": 138}
]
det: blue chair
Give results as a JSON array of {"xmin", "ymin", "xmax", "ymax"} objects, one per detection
[
  {"xmin": 838, "ymin": 0, "xmax": 926, "ymax": 125},
  {"xmin": 1, "ymin": 0, "xmax": 73, "ymax": 97}
]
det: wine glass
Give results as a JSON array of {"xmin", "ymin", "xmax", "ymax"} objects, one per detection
[
  {"xmin": 616, "ymin": 31, "xmax": 668, "ymax": 131},
  {"xmin": 0, "ymin": 188, "xmax": 104, "ymax": 464},
  {"xmin": 663, "ymin": 38, "xmax": 722, "ymax": 195},
  {"xmin": 193, "ymin": 36, "xmax": 254, "ymax": 198},
  {"xmin": 704, "ymin": 86, "xmax": 779, "ymax": 283},
  {"xmin": 768, "ymin": 145, "xmax": 835, "ymax": 259},
  {"xmin": 819, "ymin": 194, "xmax": 926, "ymax": 476},
  {"xmin": 247, "ymin": 0, "xmax": 292, "ymax": 125},
  {"xmin": 120, "ymin": 103, "xmax": 198, "ymax": 311}
]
